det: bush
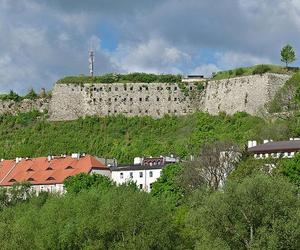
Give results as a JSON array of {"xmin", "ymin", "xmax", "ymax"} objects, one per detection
[
  {"xmin": 235, "ymin": 68, "xmax": 245, "ymax": 76},
  {"xmin": 253, "ymin": 64, "xmax": 271, "ymax": 75}
]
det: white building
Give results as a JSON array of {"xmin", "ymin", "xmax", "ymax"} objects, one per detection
[
  {"xmin": 111, "ymin": 156, "xmax": 179, "ymax": 192},
  {"xmin": 248, "ymin": 138, "xmax": 300, "ymax": 159}
]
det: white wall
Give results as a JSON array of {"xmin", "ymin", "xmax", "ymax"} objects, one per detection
[{"xmin": 111, "ymin": 168, "xmax": 162, "ymax": 192}]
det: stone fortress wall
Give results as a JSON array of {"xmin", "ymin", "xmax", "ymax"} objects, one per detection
[
  {"xmin": 48, "ymin": 73, "xmax": 290, "ymax": 121},
  {"xmin": 0, "ymin": 73, "xmax": 290, "ymax": 120}
]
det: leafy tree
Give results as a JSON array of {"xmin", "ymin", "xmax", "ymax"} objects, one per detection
[
  {"xmin": 151, "ymin": 163, "xmax": 184, "ymax": 207},
  {"xmin": 235, "ymin": 68, "xmax": 245, "ymax": 76},
  {"xmin": 281, "ymin": 44, "xmax": 296, "ymax": 67},
  {"xmin": 185, "ymin": 174, "xmax": 300, "ymax": 249},
  {"xmin": 277, "ymin": 152, "xmax": 300, "ymax": 186},
  {"xmin": 63, "ymin": 173, "xmax": 113, "ymax": 193},
  {"xmin": 252, "ymin": 64, "xmax": 271, "ymax": 75}
]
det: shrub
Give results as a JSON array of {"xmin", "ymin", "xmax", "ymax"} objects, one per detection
[
  {"xmin": 253, "ymin": 64, "xmax": 271, "ymax": 75},
  {"xmin": 235, "ymin": 68, "xmax": 245, "ymax": 76}
]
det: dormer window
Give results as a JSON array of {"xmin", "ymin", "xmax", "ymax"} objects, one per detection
[
  {"xmin": 9, "ymin": 179, "xmax": 16, "ymax": 183},
  {"xmin": 46, "ymin": 176, "xmax": 56, "ymax": 181},
  {"xmin": 46, "ymin": 167, "xmax": 53, "ymax": 170},
  {"xmin": 65, "ymin": 165, "xmax": 73, "ymax": 170},
  {"xmin": 26, "ymin": 167, "xmax": 34, "ymax": 172},
  {"xmin": 27, "ymin": 177, "xmax": 35, "ymax": 182}
]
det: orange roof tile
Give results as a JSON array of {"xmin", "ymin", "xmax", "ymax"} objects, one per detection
[{"xmin": 0, "ymin": 155, "xmax": 109, "ymax": 186}]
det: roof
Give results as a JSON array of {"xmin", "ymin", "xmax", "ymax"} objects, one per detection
[
  {"xmin": 0, "ymin": 155, "xmax": 108, "ymax": 186},
  {"xmin": 110, "ymin": 164, "xmax": 164, "ymax": 172},
  {"xmin": 248, "ymin": 140, "xmax": 300, "ymax": 154}
]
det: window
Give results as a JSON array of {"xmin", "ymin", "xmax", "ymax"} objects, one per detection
[
  {"xmin": 150, "ymin": 183, "xmax": 153, "ymax": 189},
  {"xmin": 145, "ymin": 86, "xmax": 149, "ymax": 90},
  {"xmin": 174, "ymin": 86, "xmax": 177, "ymax": 91},
  {"xmin": 27, "ymin": 167, "xmax": 34, "ymax": 172},
  {"xmin": 168, "ymin": 96, "xmax": 171, "ymax": 101},
  {"xmin": 130, "ymin": 97, "xmax": 133, "ymax": 102},
  {"xmin": 9, "ymin": 179, "xmax": 16, "ymax": 183},
  {"xmin": 139, "ymin": 172, "xmax": 143, "ymax": 178},
  {"xmin": 129, "ymin": 172, "xmax": 133, "ymax": 178},
  {"xmin": 156, "ymin": 97, "xmax": 160, "ymax": 101},
  {"xmin": 145, "ymin": 96, "xmax": 149, "ymax": 101},
  {"xmin": 174, "ymin": 97, "xmax": 177, "ymax": 101},
  {"xmin": 108, "ymin": 87, "xmax": 111, "ymax": 91},
  {"xmin": 46, "ymin": 166, "xmax": 53, "ymax": 170},
  {"xmin": 93, "ymin": 87, "xmax": 97, "ymax": 91},
  {"xmin": 139, "ymin": 184, "xmax": 143, "ymax": 189},
  {"xmin": 149, "ymin": 171, "xmax": 153, "ymax": 177},
  {"xmin": 114, "ymin": 110, "xmax": 117, "ymax": 113},
  {"xmin": 145, "ymin": 110, "xmax": 148, "ymax": 113},
  {"xmin": 139, "ymin": 87, "xmax": 142, "ymax": 91},
  {"xmin": 100, "ymin": 87, "xmax": 103, "ymax": 91},
  {"xmin": 129, "ymin": 110, "xmax": 133, "ymax": 113},
  {"xmin": 65, "ymin": 165, "xmax": 73, "ymax": 170},
  {"xmin": 108, "ymin": 98, "xmax": 111, "ymax": 102},
  {"xmin": 139, "ymin": 97, "xmax": 142, "ymax": 102},
  {"xmin": 46, "ymin": 176, "xmax": 56, "ymax": 181},
  {"xmin": 174, "ymin": 110, "xmax": 177, "ymax": 113},
  {"xmin": 167, "ymin": 86, "xmax": 171, "ymax": 90},
  {"xmin": 27, "ymin": 177, "xmax": 34, "ymax": 181},
  {"xmin": 93, "ymin": 98, "xmax": 96, "ymax": 103},
  {"xmin": 114, "ymin": 97, "xmax": 117, "ymax": 101},
  {"xmin": 124, "ymin": 87, "xmax": 127, "ymax": 91},
  {"xmin": 189, "ymin": 86, "xmax": 193, "ymax": 91},
  {"xmin": 130, "ymin": 86, "xmax": 133, "ymax": 91},
  {"xmin": 99, "ymin": 98, "xmax": 102, "ymax": 102},
  {"xmin": 157, "ymin": 86, "xmax": 160, "ymax": 90},
  {"xmin": 120, "ymin": 172, "xmax": 124, "ymax": 179},
  {"xmin": 108, "ymin": 110, "xmax": 111, "ymax": 113},
  {"xmin": 115, "ymin": 87, "xmax": 118, "ymax": 91},
  {"xmin": 124, "ymin": 97, "xmax": 126, "ymax": 101}
]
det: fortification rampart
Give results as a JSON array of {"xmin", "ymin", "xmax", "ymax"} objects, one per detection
[
  {"xmin": 48, "ymin": 73, "xmax": 290, "ymax": 121},
  {"xmin": 0, "ymin": 98, "xmax": 49, "ymax": 115}
]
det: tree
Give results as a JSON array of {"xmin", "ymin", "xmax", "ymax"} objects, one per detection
[
  {"xmin": 181, "ymin": 141, "xmax": 240, "ymax": 191},
  {"xmin": 151, "ymin": 163, "xmax": 184, "ymax": 207},
  {"xmin": 277, "ymin": 152, "xmax": 300, "ymax": 186},
  {"xmin": 185, "ymin": 174, "xmax": 300, "ymax": 249},
  {"xmin": 63, "ymin": 173, "xmax": 113, "ymax": 193},
  {"xmin": 281, "ymin": 44, "xmax": 296, "ymax": 67}
]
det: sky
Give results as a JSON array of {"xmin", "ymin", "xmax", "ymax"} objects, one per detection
[{"xmin": 0, "ymin": 0, "xmax": 300, "ymax": 94}]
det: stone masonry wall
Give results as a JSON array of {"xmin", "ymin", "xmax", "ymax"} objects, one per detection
[
  {"xmin": 0, "ymin": 98, "xmax": 49, "ymax": 115},
  {"xmin": 203, "ymin": 73, "xmax": 290, "ymax": 115},
  {"xmin": 48, "ymin": 73, "xmax": 290, "ymax": 121}
]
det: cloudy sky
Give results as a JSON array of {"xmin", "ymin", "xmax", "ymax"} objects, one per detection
[{"xmin": 0, "ymin": 0, "xmax": 300, "ymax": 93}]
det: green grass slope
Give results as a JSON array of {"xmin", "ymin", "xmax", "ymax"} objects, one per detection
[{"xmin": 0, "ymin": 111, "xmax": 293, "ymax": 163}]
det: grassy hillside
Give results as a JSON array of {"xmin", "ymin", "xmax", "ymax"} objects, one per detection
[
  {"xmin": 212, "ymin": 64, "xmax": 298, "ymax": 80},
  {"xmin": 0, "ymin": 111, "xmax": 293, "ymax": 163}
]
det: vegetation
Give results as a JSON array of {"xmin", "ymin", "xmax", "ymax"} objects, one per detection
[
  {"xmin": 281, "ymin": 44, "xmax": 296, "ymax": 68},
  {"xmin": 0, "ymin": 88, "xmax": 48, "ymax": 102},
  {"xmin": 57, "ymin": 72, "xmax": 182, "ymax": 84},
  {"xmin": 212, "ymin": 64, "xmax": 297, "ymax": 80},
  {"xmin": 0, "ymin": 110, "xmax": 293, "ymax": 163}
]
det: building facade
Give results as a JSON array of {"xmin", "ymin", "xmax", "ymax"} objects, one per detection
[
  {"xmin": 0, "ymin": 154, "xmax": 110, "ymax": 194},
  {"xmin": 110, "ymin": 156, "xmax": 179, "ymax": 192}
]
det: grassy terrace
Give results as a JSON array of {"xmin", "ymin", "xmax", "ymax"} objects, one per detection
[
  {"xmin": 212, "ymin": 64, "xmax": 298, "ymax": 80},
  {"xmin": 57, "ymin": 73, "xmax": 182, "ymax": 84}
]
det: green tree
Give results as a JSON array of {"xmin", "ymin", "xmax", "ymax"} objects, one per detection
[
  {"xmin": 24, "ymin": 88, "xmax": 38, "ymax": 100},
  {"xmin": 281, "ymin": 44, "xmax": 296, "ymax": 67},
  {"xmin": 277, "ymin": 152, "xmax": 300, "ymax": 186},
  {"xmin": 185, "ymin": 174, "xmax": 300, "ymax": 249},
  {"xmin": 63, "ymin": 173, "xmax": 113, "ymax": 193},
  {"xmin": 151, "ymin": 163, "xmax": 184, "ymax": 207}
]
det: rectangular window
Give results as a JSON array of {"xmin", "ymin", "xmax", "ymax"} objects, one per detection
[
  {"xmin": 149, "ymin": 171, "xmax": 153, "ymax": 177},
  {"xmin": 150, "ymin": 183, "xmax": 153, "ymax": 189},
  {"xmin": 139, "ymin": 184, "xmax": 143, "ymax": 189},
  {"xmin": 130, "ymin": 97, "xmax": 133, "ymax": 101},
  {"xmin": 157, "ymin": 97, "xmax": 160, "ymax": 101},
  {"xmin": 174, "ymin": 86, "xmax": 177, "ymax": 91},
  {"xmin": 139, "ymin": 98, "xmax": 142, "ymax": 102},
  {"xmin": 120, "ymin": 173, "xmax": 124, "ymax": 179},
  {"xmin": 139, "ymin": 172, "xmax": 143, "ymax": 178},
  {"xmin": 115, "ymin": 87, "xmax": 118, "ymax": 91},
  {"xmin": 130, "ymin": 172, "xmax": 133, "ymax": 178}
]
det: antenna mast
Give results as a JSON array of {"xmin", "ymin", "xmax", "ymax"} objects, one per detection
[{"xmin": 89, "ymin": 41, "xmax": 95, "ymax": 77}]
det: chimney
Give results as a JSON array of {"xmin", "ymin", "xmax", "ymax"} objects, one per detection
[
  {"xmin": 263, "ymin": 139, "xmax": 269, "ymax": 144},
  {"xmin": 71, "ymin": 153, "xmax": 80, "ymax": 159},
  {"xmin": 248, "ymin": 140, "xmax": 257, "ymax": 148},
  {"xmin": 47, "ymin": 155, "xmax": 52, "ymax": 162}
]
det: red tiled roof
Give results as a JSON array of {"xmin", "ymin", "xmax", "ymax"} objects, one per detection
[{"xmin": 0, "ymin": 155, "xmax": 109, "ymax": 186}]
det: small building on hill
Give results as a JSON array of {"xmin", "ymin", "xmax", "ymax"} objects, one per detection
[
  {"xmin": 110, "ymin": 155, "xmax": 179, "ymax": 192},
  {"xmin": 0, "ymin": 154, "xmax": 110, "ymax": 194},
  {"xmin": 248, "ymin": 138, "xmax": 300, "ymax": 159}
]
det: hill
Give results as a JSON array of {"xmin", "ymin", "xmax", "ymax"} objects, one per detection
[{"xmin": 0, "ymin": 110, "xmax": 295, "ymax": 163}]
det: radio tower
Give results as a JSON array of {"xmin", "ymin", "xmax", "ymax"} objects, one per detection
[{"xmin": 89, "ymin": 42, "xmax": 95, "ymax": 77}]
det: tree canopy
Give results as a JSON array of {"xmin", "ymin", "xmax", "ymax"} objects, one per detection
[{"xmin": 281, "ymin": 44, "xmax": 296, "ymax": 67}]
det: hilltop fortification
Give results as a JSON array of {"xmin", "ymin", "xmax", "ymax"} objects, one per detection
[
  {"xmin": 0, "ymin": 73, "xmax": 290, "ymax": 120},
  {"xmin": 48, "ymin": 73, "xmax": 290, "ymax": 121}
]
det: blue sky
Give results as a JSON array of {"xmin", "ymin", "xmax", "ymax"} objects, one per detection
[{"xmin": 0, "ymin": 0, "xmax": 300, "ymax": 93}]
